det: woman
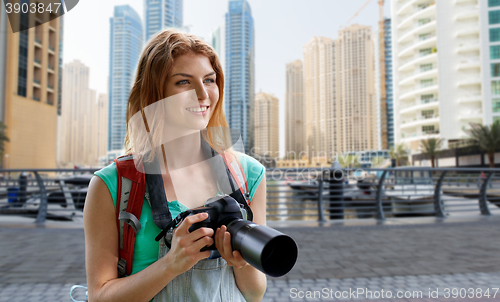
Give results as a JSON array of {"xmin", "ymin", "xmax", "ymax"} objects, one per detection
[{"xmin": 84, "ymin": 29, "xmax": 267, "ymax": 302}]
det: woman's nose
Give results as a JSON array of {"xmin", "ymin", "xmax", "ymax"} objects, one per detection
[{"xmin": 196, "ymin": 85, "xmax": 209, "ymax": 101}]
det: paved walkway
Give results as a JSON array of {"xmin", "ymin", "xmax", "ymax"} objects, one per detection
[{"xmin": 0, "ymin": 216, "xmax": 499, "ymax": 301}]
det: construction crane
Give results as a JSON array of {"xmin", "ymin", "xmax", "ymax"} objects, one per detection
[{"xmin": 345, "ymin": 0, "xmax": 388, "ymax": 149}]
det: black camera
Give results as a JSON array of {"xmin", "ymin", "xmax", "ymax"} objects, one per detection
[{"xmin": 186, "ymin": 195, "xmax": 298, "ymax": 278}]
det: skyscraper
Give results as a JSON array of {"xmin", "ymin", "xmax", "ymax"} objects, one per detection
[
  {"xmin": 285, "ymin": 60, "xmax": 305, "ymax": 157},
  {"xmin": 303, "ymin": 37, "xmax": 336, "ymax": 159},
  {"xmin": 254, "ymin": 92, "xmax": 279, "ymax": 159},
  {"xmin": 225, "ymin": 0, "xmax": 255, "ymax": 153},
  {"xmin": 144, "ymin": 0, "xmax": 183, "ymax": 42},
  {"xmin": 108, "ymin": 5, "xmax": 143, "ymax": 153},
  {"xmin": 375, "ymin": 18, "xmax": 395, "ymax": 150},
  {"xmin": 392, "ymin": 0, "xmax": 487, "ymax": 151},
  {"xmin": 0, "ymin": 7, "xmax": 62, "ymax": 168}
]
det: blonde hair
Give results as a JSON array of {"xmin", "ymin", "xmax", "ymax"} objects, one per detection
[{"xmin": 124, "ymin": 29, "xmax": 238, "ymax": 163}]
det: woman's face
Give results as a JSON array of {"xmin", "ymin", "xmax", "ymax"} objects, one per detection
[{"xmin": 163, "ymin": 52, "xmax": 219, "ymax": 131}]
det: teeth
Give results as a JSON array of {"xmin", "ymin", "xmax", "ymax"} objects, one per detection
[{"xmin": 186, "ymin": 106, "xmax": 207, "ymax": 112}]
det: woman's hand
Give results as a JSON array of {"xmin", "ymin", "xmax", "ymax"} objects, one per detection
[
  {"xmin": 214, "ymin": 225, "xmax": 249, "ymax": 269},
  {"xmin": 164, "ymin": 213, "xmax": 215, "ymax": 275}
]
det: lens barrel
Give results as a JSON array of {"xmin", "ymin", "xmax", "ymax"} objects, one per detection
[{"xmin": 227, "ymin": 219, "xmax": 298, "ymax": 277}]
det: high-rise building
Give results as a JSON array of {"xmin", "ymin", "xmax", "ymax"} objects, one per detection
[
  {"xmin": 392, "ymin": 0, "xmax": 490, "ymax": 151},
  {"xmin": 375, "ymin": 18, "xmax": 395, "ymax": 150},
  {"xmin": 96, "ymin": 93, "xmax": 108, "ymax": 165},
  {"xmin": 303, "ymin": 37, "xmax": 336, "ymax": 160},
  {"xmin": 57, "ymin": 60, "xmax": 106, "ymax": 168},
  {"xmin": 225, "ymin": 0, "xmax": 255, "ymax": 153},
  {"xmin": 108, "ymin": 5, "xmax": 143, "ymax": 153},
  {"xmin": 210, "ymin": 24, "xmax": 226, "ymax": 71},
  {"xmin": 144, "ymin": 0, "xmax": 183, "ymax": 42},
  {"xmin": 0, "ymin": 7, "xmax": 62, "ymax": 168},
  {"xmin": 285, "ymin": 60, "xmax": 305, "ymax": 157},
  {"xmin": 254, "ymin": 92, "xmax": 279, "ymax": 158},
  {"xmin": 336, "ymin": 25, "xmax": 377, "ymax": 155},
  {"xmin": 481, "ymin": 0, "xmax": 500, "ymax": 124}
]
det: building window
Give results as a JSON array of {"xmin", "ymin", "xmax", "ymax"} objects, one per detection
[
  {"xmin": 489, "ymin": 0, "xmax": 500, "ymax": 7},
  {"xmin": 419, "ymin": 33, "xmax": 432, "ymax": 41},
  {"xmin": 493, "ymin": 81, "xmax": 500, "ymax": 95},
  {"xmin": 421, "ymin": 79, "xmax": 434, "ymax": 87},
  {"xmin": 489, "ymin": 10, "xmax": 500, "ymax": 25},
  {"xmin": 17, "ymin": 0, "xmax": 29, "ymax": 97},
  {"xmin": 422, "ymin": 110, "xmax": 434, "ymax": 118},
  {"xmin": 491, "ymin": 45, "xmax": 500, "ymax": 59},
  {"xmin": 418, "ymin": 18, "xmax": 431, "ymax": 26},
  {"xmin": 490, "ymin": 28, "xmax": 500, "ymax": 42},
  {"xmin": 420, "ymin": 63, "xmax": 433, "ymax": 72},
  {"xmin": 492, "ymin": 63, "xmax": 500, "ymax": 77},
  {"xmin": 421, "ymin": 94, "xmax": 434, "ymax": 103},
  {"xmin": 419, "ymin": 48, "xmax": 432, "ymax": 57},
  {"xmin": 422, "ymin": 125, "xmax": 435, "ymax": 134},
  {"xmin": 493, "ymin": 99, "xmax": 500, "ymax": 113}
]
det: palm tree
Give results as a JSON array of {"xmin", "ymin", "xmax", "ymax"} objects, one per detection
[
  {"xmin": 420, "ymin": 138, "xmax": 444, "ymax": 168},
  {"xmin": 0, "ymin": 122, "xmax": 9, "ymax": 168},
  {"xmin": 389, "ymin": 143, "xmax": 409, "ymax": 167},
  {"xmin": 337, "ymin": 154, "xmax": 362, "ymax": 168},
  {"xmin": 466, "ymin": 120, "xmax": 500, "ymax": 168}
]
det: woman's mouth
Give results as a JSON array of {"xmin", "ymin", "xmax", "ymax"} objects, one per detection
[{"xmin": 186, "ymin": 105, "xmax": 209, "ymax": 116}]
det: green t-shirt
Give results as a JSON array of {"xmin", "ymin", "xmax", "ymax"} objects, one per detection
[{"xmin": 94, "ymin": 153, "xmax": 265, "ymax": 275}]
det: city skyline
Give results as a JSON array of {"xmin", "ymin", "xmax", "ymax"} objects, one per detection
[{"xmin": 63, "ymin": 0, "xmax": 389, "ymax": 157}]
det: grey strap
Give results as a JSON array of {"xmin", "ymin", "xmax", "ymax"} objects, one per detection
[
  {"xmin": 119, "ymin": 212, "xmax": 142, "ymax": 234},
  {"xmin": 118, "ymin": 177, "xmax": 133, "ymax": 249}
]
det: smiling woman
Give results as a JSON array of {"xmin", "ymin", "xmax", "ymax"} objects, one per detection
[{"xmin": 83, "ymin": 29, "xmax": 267, "ymax": 302}]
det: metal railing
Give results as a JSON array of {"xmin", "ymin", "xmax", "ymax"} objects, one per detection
[{"xmin": 1, "ymin": 167, "xmax": 499, "ymax": 224}]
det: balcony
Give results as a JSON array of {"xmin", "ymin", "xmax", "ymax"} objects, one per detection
[
  {"xmin": 398, "ymin": 19, "xmax": 436, "ymax": 44},
  {"xmin": 456, "ymin": 26, "xmax": 479, "ymax": 38},
  {"xmin": 401, "ymin": 115, "xmax": 439, "ymax": 129},
  {"xmin": 48, "ymin": 45, "xmax": 55, "ymax": 53},
  {"xmin": 47, "ymin": 84, "xmax": 54, "ymax": 91},
  {"xmin": 399, "ymin": 53, "xmax": 437, "ymax": 72},
  {"xmin": 400, "ymin": 98, "xmax": 439, "ymax": 113},
  {"xmin": 458, "ymin": 93, "xmax": 481, "ymax": 104},
  {"xmin": 401, "ymin": 129, "xmax": 440, "ymax": 141},
  {"xmin": 397, "ymin": 2, "xmax": 436, "ymax": 29},
  {"xmin": 400, "ymin": 84, "xmax": 438, "ymax": 100},
  {"xmin": 34, "ymin": 58, "xmax": 42, "ymax": 66},
  {"xmin": 456, "ymin": 7, "xmax": 479, "ymax": 21},
  {"xmin": 457, "ymin": 77, "xmax": 481, "ymax": 87},
  {"xmin": 399, "ymin": 34, "xmax": 437, "ymax": 58},
  {"xmin": 456, "ymin": 41, "xmax": 479, "ymax": 54},
  {"xmin": 399, "ymin": 68, "xmax": 437, "ymax": 86},
  {"xmin": 459, "ymin": 109, "xmax": 483, "ymax": 120},
  {"xmin": 33, "ymin": 78, "xmax": 41, "ymax": 86},
  {"xmin": 457, "ymin": 59, "xmax": 480, "ymax": 70},
  {"xmin": 48, "ymin": 64, "xmax": 55, "ymax": 72},
  {"xmin": 34, "ymin": 37, "xmax": 42, "ymax": 46}
]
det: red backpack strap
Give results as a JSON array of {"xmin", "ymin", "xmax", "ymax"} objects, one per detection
[
  {"xmin": 114, "ymin": 154, "xmax": 146, "ymax": 277},
  {"xmin": 220, "ymin": 151, "xmax": 249, "ymax": 204}
]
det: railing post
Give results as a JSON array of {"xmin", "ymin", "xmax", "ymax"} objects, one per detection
[
  {"xmin": 479, "ymin": 172, "xmax": 494, "ymax": 216},
  {"xmin": 375, "ymin": 170, "xmax": 388, "ymax": 220},
  {"xmin": 433, "ymin": 171, "xmax": 447, "ymax": 218},
  {"xmin": 317, "ymin": 174, "xmax": 325, "ymax": 222},
  {"xmin": 34, "ymin": 171, "xmax": 48, "ymax": 223}
]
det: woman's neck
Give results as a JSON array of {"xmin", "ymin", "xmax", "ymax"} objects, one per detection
[{"xmin": 161, "ymin": 131, "xmax": 205, "ymax": 171}]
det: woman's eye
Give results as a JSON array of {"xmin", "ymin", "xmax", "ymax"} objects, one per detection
[
  {"xmin": 204, "ymin": 78, "xmax": 215, "ymax": 83},
  {"xmin": 176, "ymin": 80, "xmax": 189, "ymax": 85}
]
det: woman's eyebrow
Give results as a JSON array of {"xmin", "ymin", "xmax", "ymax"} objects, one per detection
[{"xmin": 171, "ymin": 72, "xmax": 216, "ymax": 78}]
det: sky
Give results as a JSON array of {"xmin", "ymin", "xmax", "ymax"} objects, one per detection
[{"xmin": 62, "ymin": 0, "xmax": 391, "ymax": 156}]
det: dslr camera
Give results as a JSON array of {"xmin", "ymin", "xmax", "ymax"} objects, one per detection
[{"xmin": 185, "ymin": 195, "xmax": 298, "ymax": 278}]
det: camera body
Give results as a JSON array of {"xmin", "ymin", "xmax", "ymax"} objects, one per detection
[
  {"xmin": 188, "ymin": 195, "xmax": 247, "ymax": 251},
  {"xmin": 184, "ymin": 194, "xmax": 298, "ymax": 277}
]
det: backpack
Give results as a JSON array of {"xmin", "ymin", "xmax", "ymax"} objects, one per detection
[{"xmin": 113, "ymin": 150, "xmax": 250, "ymax": 277}]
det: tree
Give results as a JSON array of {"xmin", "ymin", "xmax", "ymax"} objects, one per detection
[
  {"xmin": 389, "ymin": 143, "xmax": 409, "ymax": 167},
  {"xmin": 466, "ymin": 120, "xmax": 500, "ymax": 168},
  {"xmin": 337, "ymin": 154, "xmax": 362, "ymax": 168},
  {"xmin": 419, "ymin": 138, "xmax": 444, "ymax": 168},
  {"xmin": 0, "ymin": 122, "xmax": 9, "ymax": 168}
]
